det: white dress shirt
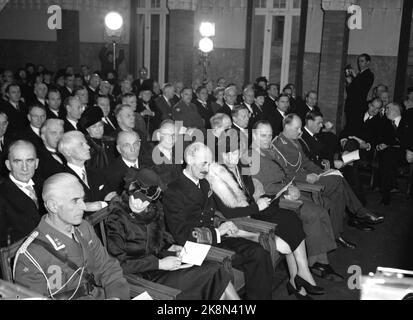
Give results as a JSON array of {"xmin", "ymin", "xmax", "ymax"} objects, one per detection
[
  {"xmin": 122, "ymin": 158, "xmax": 139, "ymax": 168},
  {"xmin": 30, "ymin": 125, "xmax": 41, "ymax": 137},
  {"xmin": 393, "ymin": 116, "xmax": 402, "ymax": 128},
  {"xmin": 67, "ymin": 118, "xmax": 78, "ymax": 130},
  {"xmin": 363, "ymin": 112, "xmax": 373, "ymax": 122},
  {"xmin": 9, "ymin": 174, "xmax": 36, "ymax": 200}
]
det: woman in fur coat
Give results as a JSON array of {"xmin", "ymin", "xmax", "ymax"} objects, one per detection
[
  {"xmin": 106, "ymin": 167, "xmax": 240, "ymax": 300},
  {"xmin": 207, "ymin": 135, "xmax": 325, "ymax": 300}
]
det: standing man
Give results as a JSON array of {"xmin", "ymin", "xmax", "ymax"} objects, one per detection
[
  {"xmin": 344, "ymin": 53, "xmax": 375, "ymax": 126},
  {"xmin": 13, "ymin": 173, "xmax": 130, "ymax": 300},
  {"xmin": 0, "ymin": 141, "xmax": 43, "ymax": 247}
]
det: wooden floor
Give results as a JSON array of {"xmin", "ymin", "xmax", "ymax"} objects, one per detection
[{"xmin": 272, "ymin": 190, "xmax": 413, "ymax": 300}]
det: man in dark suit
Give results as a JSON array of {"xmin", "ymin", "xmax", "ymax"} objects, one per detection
[
  {"xmin": 132, "ymin": 67, "xmax": 154, "ymax": 96},
  {"xmin": 87, "ymin": 74, "xmax": 100, "ymax": 107},
  {"xmin": 60, "ymin": 73, "xmax": 75, "ymax": 102},
  {"xmin": 217, "ymin": 86, "xmax": 237, "ymax": 118},
  {"xmin": 97, "ymin": 95, "xmax": 117, "ymax": 138},
  {"xmin": 0, "ymin": 141, "xmax": 43, "ymax": 247},
  {"xmin": 172, "ymin": 87, "xmax": 205, "ymax": 132},
  {"xmin": 163, "ymin": 142, "xmax": 274, "ymax": 300},
  {"xmin": 154, "ymin": 83, "xmax": 176, "ymax": 126},
  {"xmin": 15, "ymin": 105, "xmax": 46, "ymax": 152},
  {"xmin": 45, "ymin": 88, "xmax": 64, "ymax": 119},
  {"xmin": 344, "ymin": 53, "xmax": 375, "ymax": 126},
  {"xmin": 136, "ymin": 84, "xmax": 159, "ymax": 138},
  {"xmin": 63, "ymin": 96, "xmax": 84, "ymax": 132},
  {"xmin": 241, "ymin": 87, "xmax": 263, "ymax": 130},
  {"xmin": 0, "ymin": 84, "xmax": 29, "ymax": 138},
  {"xmin": 0, "ymin": 111, "xmax": 10, "ymax": 178},
  {"xmin": 30, "ymin": 83, "xmax": 48, "ymax": 109},
  {"xmin": 263, "ymin": 93, "xmax": 290, "ymax": 137},
  {"xmin": 36, "ymin": 119, "xmax": 66, "ymax": 181},
  {"xmin": 295, "ymin": 90, "xmax": 321, "ymax": 124},
  {"xmin": 104, "ymin": 131, "xmax": 143, "ymax": 194},
  {"xmin": 193, "ymin": 85, "xmax": 214, "ymax": 130},
  {"xmin": 231, "ymin": 105, "xmax": 252, "ymax": 151},
  {"xmin": 377, "ymin": 103, "xmax": 413, "ymax": 205},
  {"xmin": 58, "ymin": 131, "xmax": 115, "ymax": 215}
]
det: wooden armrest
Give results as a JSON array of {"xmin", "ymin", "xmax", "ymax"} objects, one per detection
[
  {"xmin": 295, "ymin": 182, "xmax": 324, "ymax": 193},
  {"xmin": 124, "ymin": 274, "xmax": 181, "ymax": 300},
  {"xmin": 232, "ymin": 217, "xmax": 276, "ymax": 235},
  {"xmin": 279, "ymin": 198, "xmax": 303, "ymax": 212},
  {"xmin": 206, "ymin": 246, "xmax": 235, "ymax": 264},
  {"xmin": 0, "ymin": 280, "xmax": 47, "ymax": 300}
]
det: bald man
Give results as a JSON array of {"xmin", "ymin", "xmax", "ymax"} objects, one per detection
[
  {"xmin": 13, "ymin": 173, "xmax": 130, "ymax": 300},
  {"xmin": 0, "ymin": 141, "xmax": 43, "ymax": 247}
]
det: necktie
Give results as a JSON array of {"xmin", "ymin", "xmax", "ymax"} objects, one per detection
[
  {"xmin": 24, "ymin": 185, "xmax": 38, "ymax": 209},
  {"xmin": 81, "ymin": 169, "xmax": 90, "ymax": 188}
]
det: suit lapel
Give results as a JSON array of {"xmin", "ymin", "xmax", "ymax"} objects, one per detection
[{"xmin": 4, "ymin": 179, "xmax": 38, "ymax": 212}]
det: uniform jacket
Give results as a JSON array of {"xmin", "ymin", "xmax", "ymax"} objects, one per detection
[
  {"xmin": 172, "ymin": 100, "xmax": 205, "ymax": 130},
  {"xmin": 272, "ymin": 133, "xmax": 323, "ymax": 182},
  {"xmin": 14, "ymin": 217, "xmax": 129, "ymax": 300},
  {"xmin": 163, "ymin": 173, "xmax": 220, "ymax": 246}
]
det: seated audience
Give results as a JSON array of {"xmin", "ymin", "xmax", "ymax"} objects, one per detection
[
  {"xmin": 272, "ymin": 115, "xmax": 384, "ymax": 249},
  {"xmin": 210, "ymin": 132, "xmax": 326, "ymax": 298},
  {"xmin": 13, "ymin": 173, "xmax": 130, "ymax": 300},
  {"xmin": 0, "ymin": 141, "xmax": 43, "ymax": 247},
  {"xmin": 163, "ymin": 142, "xmax": 275, "ymax": 300},
  {"xmin": 106, "ymin": 168, "xmax": 239, "ymax": 300}
]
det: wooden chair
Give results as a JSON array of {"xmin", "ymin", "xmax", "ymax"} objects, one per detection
[
  {"xmin": 86, "ymin": 207, "xmax": 243, "ymax": 296},
  {"xmin": 0, "ymin": 226, "xmax": 180, "ymax": 300},
  {"xmin": 295, "ymin": 182, "xmax": 325, "ymax": 206}
]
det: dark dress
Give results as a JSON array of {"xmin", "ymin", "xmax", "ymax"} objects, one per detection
[
  {"xmin": 85, "ymin": 136, "xmax": 116, "ymax": 170},
  {"xmin": 106, "ymin": 197, "xmax": 231, "ymax": 300},
  {"xmin": 212, "ymin": 165, "xmax": 305, "ymax": 252}
]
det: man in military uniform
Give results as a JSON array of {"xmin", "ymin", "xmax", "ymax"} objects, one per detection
[
  {"xmin": 14, "ymin": 173, "xmax": 130, "ymax": 300},
  {"xmin": 163, "ymin": 142, "xmax": 274, "ymax": 300},
  {"xmin": 271, "ymin": 114, "xmax": 384, "ymax": 249}
]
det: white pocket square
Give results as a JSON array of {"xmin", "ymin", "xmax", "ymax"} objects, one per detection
[{"xmin": 99, "ymin": 185, "xmax": 105, "ymax": 190}]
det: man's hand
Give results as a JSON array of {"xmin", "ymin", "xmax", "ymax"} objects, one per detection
[
  {"xmin": 287, "ymin": 186, "xmax": 301, "ymax": 200},
  {"xmin": 257, "ymin": 197, "xmax": 271, "ymax": 211},
  {"xmin": 340, "ymin": 138, "xmax": 348, "ymax": 149},
  {"xmin": 159, "ymin": 256, "xmax": 182, "ymax": 271},
  {"xmin": 376, "ymin": 144, "xmax": 388, "ymax": 152},
  {"xmin": 104, "ymin": 192, "xmax": 117, "ymax": 202},
  {"xmin": 324, "ymin": 122, "xmax": 334, "ymax": 131},
  {"xmin": 321, "ymin": 159, "xmax": 331, "ymax": 170},
  {"xmin": 406, "ymin": 150, "xmax": 413, "ymax": 163},
  {"xmin": 306, "ymin": 173, "xmax": 320, "ymax": 184},
  {"xmin": 334, "ymin": 160, "xmax": 344, "ymax": 169},
  {"xmin": 218, "ymin": 221, "xmax": 239, "ymax": 236}
]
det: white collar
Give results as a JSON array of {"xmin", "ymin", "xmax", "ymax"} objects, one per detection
[
  {"xmin": 66, "ymin": 86, "xmax": 72, "ymax": 93},
  {"xmin": 30, "ymin": 125, "xmax": 41, "ymax": 137},
  {"xmin": 46, "ymin": 146, "xmax": 57, "ymax": 153},
  {"xmin": 306, "ymin": 104, "xmax": 314, "ymax": 110},
  {"xmin": 67, "ymin": 118, "xmax": 78, "ymax": 128},
  {"xmin": 9, "ymin": 101, "xmax": 18, "ymax": 109},
  {"xmin": 67, "ymin": 163, "xmax": 86, "ymax": 178},
  {"xmin": 277, "ymin": 109, "xmax": 286, "ymax": 117},
  {"xmin": 49, "ymin": 108, "xmax": 59, "ymax": 116},
  {"xmin": 393, "ymin": 116, "xmax": 402, "ymax": 127},
  {"xmin": 226, "ymin": 104, "xmax": 234, "ymax": 110},
  {"xmin": 197, "ymin": 99, "xmax": 207, "ymax": 105},
  {"xmin": 122, "ymin": 158, "xmax": 139, "ymax": 168},
  {"xmin": 364, "ymin": 112, "xmax": 373, "ymax": 121},
  {"xmin": 234, "ymin": 123, "xmax": 247, "ymax": 133},
  {"xmin": 158, "ymin": 145, "xmax": 172, "ymax": 160},
  {"xmin": 10, "ymin": 173, "xmax": 35, "ymax": 188},
  {"xmin": 0, "ymin": 136, "xmax": 4, "ymax": 145},
  {"xmin": 183, "ymin": 169, "xmax": 199, "ymax": 187},
  {"xmin": 304, "ymin": 126, "xmax": 315, "ymax": 137},
  {"xmin": 269, "ymin": 96, "xmax": 276, "ymax": 102}
]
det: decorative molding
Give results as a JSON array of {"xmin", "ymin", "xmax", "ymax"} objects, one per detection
[
  {"xmin": 168, "ymin": 0, "xmax": 197, "ymax": 11},
  {"xmin": 321, "ymin": 0, "xmax": 352, "ymax": 11}
]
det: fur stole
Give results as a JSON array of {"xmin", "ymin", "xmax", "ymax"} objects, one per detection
[{"xmin": 206, "ymin": 163, "xmax": 249, "ymax": 208}]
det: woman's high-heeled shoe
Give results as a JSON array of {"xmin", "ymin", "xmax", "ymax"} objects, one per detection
[
  {"xmin": 286, "ymin": 282, "xmax": 313, "ymax": 300},
  {"xmin": 294, "ymin": 275, "xmax": 325, "ymax": 295}
]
